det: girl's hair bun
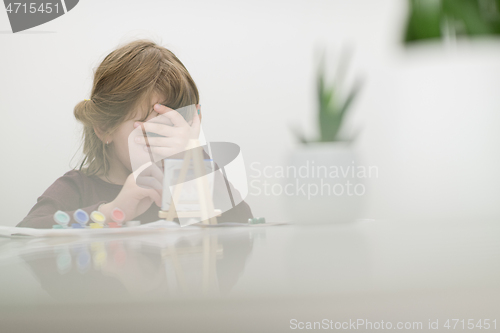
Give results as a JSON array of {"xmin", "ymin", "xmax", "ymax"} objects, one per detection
[{"xmin": 73, "ymin": 99, "xmax": 91, "ymax": 124}]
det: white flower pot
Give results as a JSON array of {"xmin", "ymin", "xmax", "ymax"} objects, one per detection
[{"xmin": 284, "ymin": 142, "xmax": 367, "ymax": 224}]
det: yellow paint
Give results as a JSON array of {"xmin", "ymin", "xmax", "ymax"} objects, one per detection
[{"xmin": 90, "ymin": 211, "xmax": 106, "ymax": 224}]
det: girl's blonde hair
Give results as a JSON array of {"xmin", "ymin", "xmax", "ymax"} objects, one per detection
[{"xmin": 74, "ymin": 39, "xmax": 199, "ymax": 176}]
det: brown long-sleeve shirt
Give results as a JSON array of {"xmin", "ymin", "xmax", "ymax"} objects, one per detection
[{"xmin": 17, "ymin": 169, "xmax": 253, "ymax": 229}]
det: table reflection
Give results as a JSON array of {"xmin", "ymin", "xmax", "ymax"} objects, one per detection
[{"xmin": 6, "ymin": 228, "xmax": 261, "ymax": 302}]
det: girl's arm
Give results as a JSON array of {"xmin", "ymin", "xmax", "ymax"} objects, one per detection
[{"xmin": 16, "ymin": 171, "xmax": 103, "ymax": 229}]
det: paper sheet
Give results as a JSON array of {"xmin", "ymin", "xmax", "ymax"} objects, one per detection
[{"xmin": 0, "ymin": 220, "xmax": 287, "ymax": 238}]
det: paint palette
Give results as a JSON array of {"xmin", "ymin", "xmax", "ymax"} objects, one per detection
[{"xmin": 52, "ymin": 208, "xmax": 127, "ymax": 229}]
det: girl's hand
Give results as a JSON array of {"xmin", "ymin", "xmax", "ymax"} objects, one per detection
[
  {"xmin": 133, "ymin": 103, "xmax": 201, "ymax": 160},
  {"xmin": 99, "ymin": 164, "xmax": 163, "ymax": 222}
]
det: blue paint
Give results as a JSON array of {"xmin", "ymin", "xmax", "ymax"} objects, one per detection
[{"xmin": 73, "ymin": 209, "xmax": 89, "ymax": 225}]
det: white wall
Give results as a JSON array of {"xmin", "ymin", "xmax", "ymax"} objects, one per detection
[{"xmin": 1, "ymin": 0, "xmax": 499, "ymax": 226}]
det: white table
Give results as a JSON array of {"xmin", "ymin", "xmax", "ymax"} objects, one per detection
[{"xmin": 0, "ymin": 219, "xmax": 499, "ymax": 332}]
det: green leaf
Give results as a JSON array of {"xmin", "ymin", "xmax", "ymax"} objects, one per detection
[
  {"xmin": 338, "ymin": 78, "xmax": 363, "ymax": 124},
  {"xmin": 404, "ymin": 0, "xmax": 500, "ymax": 44},
  {"xmin": 296, "ymin": 46, "xmax": 363, "ymax": 144}
]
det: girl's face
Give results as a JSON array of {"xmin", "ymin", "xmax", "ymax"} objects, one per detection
[{"xmin": 108, "ymin": 93, "xmax": 164, "ymax": 174}]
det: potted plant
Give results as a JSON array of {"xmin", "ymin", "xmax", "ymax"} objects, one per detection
[
  {"xmin": 285, "ymin": 48, "xmax": 365, "ymax": 224},
  {"xmin": 359, "ymin": 0, "xmax": 500, "ymax": 222}
]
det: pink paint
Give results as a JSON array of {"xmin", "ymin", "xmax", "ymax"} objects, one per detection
[{"xmin": 111, "ymin": 208, "xmax": 125, "ymax": 223}]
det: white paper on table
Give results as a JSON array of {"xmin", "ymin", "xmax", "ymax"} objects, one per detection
[{"xmin": 0, "ymin": 221, "xmax": 286, "ymax": 238}]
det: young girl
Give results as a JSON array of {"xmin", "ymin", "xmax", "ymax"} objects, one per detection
[{"xmin": 17, "ymin": 39, "xmax": 252, "ymax": 229}]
